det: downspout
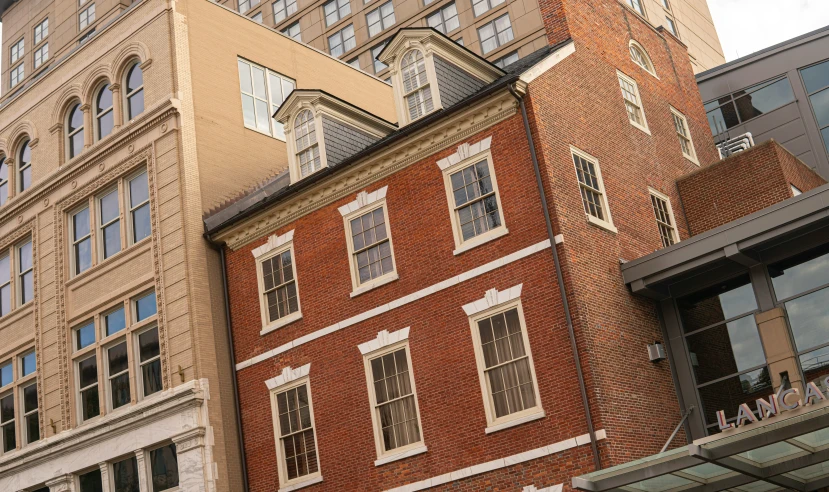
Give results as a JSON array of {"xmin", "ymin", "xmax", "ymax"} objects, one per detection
[
  {"xmin": 205, "ymin": 237, "xmax": 250, "ymax": 492},
  {"xmin": 508, "ymin": 85, "xmax": 602, "ymax": 471}
]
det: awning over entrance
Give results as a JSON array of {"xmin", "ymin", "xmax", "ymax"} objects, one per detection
[{"xmin": 573, "ymin": 403, "xmax": 829, "ymax": 492}]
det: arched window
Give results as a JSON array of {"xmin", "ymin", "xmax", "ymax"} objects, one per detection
[
  {"xmin": 629, "ymin": 41, "xmax": 655, "ymax": 76},
  {"xmin": 294, "ymin": 110, "xmax": 321, "ymax": 178},
  {"xmin": 67, "ymin": 103, "xmax": 85, "ymax": 159},
  {"xmin": 96, "ymin": 83, "xmax": 114, "ymax": 139},
  {"xmin": 125, "ymin": 63, "xmax": 144, "ymax": 120},
  {"xmin": 18, "ymin": 140, "xmax": 32, "ymax": 192},
  {"xmin": 400, "ymin": 50, "xmax": 433, "ymax": 121},
  {"xmin": 0, "ymin": 156, "xmax": 7, "ymax": 205}
]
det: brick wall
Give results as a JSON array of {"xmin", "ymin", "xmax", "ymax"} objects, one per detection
[{"xmin": 677, "ymin": 140, "xmax": 827, "ymax": 235}]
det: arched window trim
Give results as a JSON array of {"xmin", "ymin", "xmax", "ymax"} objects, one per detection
[
  {"xmin": 124, "ymin": 61, "xmax": 145, "ymax": 121},
  {"xmin": 17, "ymin": 139, "xmax": 32, "ymax": 193},
  {"xmin": 399, "ymin": 49, "xmax": 435, "ymax": 123},
  {"xmin": 629, "ymin": 40, "xmax": 657, "ymax": 77},
  {"xmin": 0, "ymin": 154, "xmax": 8, "ymax": 206},
  {"xmin": 66, "ymin": 102, "xmax": 85, "ymax": 161},
  {"xmin": 292, "ymin": 108, "xmax": 323, "ymax": 180},
  {"xmin": 94, "ymin": 81, "xmax": 114, "ymax": 141}
]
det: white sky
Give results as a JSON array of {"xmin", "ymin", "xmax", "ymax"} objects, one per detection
[{"xmin": 708, "ymin": 0, "xmax": 829, "ymax": 62}]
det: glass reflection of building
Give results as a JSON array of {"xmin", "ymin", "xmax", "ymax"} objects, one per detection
[
  {"xmin": 704, "ymin": 77, "xmax": 795, "ymax": 137},
  {"xmin": 801, "ymin": 60, "xmax": 829, "ymax": 160}
]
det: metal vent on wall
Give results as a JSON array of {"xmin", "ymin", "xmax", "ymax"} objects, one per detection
[{"xmin": 717, "ymin": 132, "xmax": 754, "ymax": 159}]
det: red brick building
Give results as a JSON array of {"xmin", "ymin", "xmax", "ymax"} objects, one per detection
[{"xmin": 202, "ymin": 1, "xmax": 820, "ymax": 490}]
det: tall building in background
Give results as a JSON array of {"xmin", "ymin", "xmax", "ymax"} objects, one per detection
[
  {"xmin": 697, "ymin": 25, "xmax": 829, "ymax": 180},
  {"xmin": 218, "ymin": 0, "xmax": 725, "ymax": 76},
  {"xmin": 0, "ymin": 0, "xmax": 393, "ymax": 490}
]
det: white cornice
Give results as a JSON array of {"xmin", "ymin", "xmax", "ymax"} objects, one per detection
[
  {"xmin": 462, "ymin": 284, "xmax": 523, "ymax": 316},
  {"xmin": 358, "ymin": 327, "xmax": 410, "ymax": 355},
  {"xmin": 338, "ymin": 186, "xmax": 388, "ymax": 216},
  {"xmin": 520, "ymin": 41, "xmax": 576, "ymax": 84},
  {"xmin": 265, "ymin": 363, "xmax": 311, "ymax": 390},
  {"xmin": 436, "ymin": 136, "xmax": 492, "ymax": 171},
  {"xmin": 252, "ymin": 229, "xmax": 294, "ymax": 259}
]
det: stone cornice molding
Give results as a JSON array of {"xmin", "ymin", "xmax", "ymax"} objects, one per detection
[
  {"xmin": 358, "ymin": 327, "xmax": 410, "ymax": 355},
  {"xmin": 218, "ymin": 90, "xmax": 518, "ymax": 250},
  {"xmin": 338, "ymin": 186, "xmax": 387, "ymax": 216},
  {"xmin": 462, "ymin": 284, "xmax": 523, "ymax": 316},
  {"xmin": 265, "ymin": 364, "xmax": 310, "ymax": 390},
  {"xmin": 0, "ymin": 98, "xmax": 177, "ymax": 230},
  {"xmin": 251, "ymin": 229, "xmax": 294, "ymax": 259},
  {"xmin": 436, "ymin": 136, "xmax": 492, "ymax": 170},
  {"xmin": 0, "ymin": 379, "xmax": 208, "ymax": 478}
]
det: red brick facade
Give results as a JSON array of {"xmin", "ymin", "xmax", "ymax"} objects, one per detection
[
  {"xmin": 215, "ymin": 1, "xmax": 753, "ymax": 490},
  {"xmin": 677, "ymin": 140, "xmax": 826, "ymax": 235}
]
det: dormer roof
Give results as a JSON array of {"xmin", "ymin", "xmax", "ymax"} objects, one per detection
[
  {"xmin": 273, "ymin": 89, "xmax": 398, "ymax": 133},
  {"xmin": 378, "ymin": 28, "xmax": 505, "ymax": 85}
]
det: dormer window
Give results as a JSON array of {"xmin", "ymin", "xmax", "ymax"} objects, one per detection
[
  {"xmin": 401, "ymin": 50, "xmax": 434, "ymax": 121},
  {"xmin": 294, "ymin": 110, "xmax": 322, "ymax": 178}
]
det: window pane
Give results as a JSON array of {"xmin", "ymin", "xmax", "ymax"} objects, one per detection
[
  {"xmin": 698, "ymin": 368, "xmax": 771, "ymax": 427},
  {"xmin": 100, "ymin": 189, "xmax": 119, "ymax": 224},
  {"xmin": 127, "ymin": 64, "xmax": 144, "ymax": 95},
  {"xmin": 113, "ymin": 456, "xmax": 140, "ymax": 492},
  {"xmin": 111, "ymin": 372, "xmax": 130, "ymax": 409},
  {"xmin": 78, "ymin": 468, "xmax": 103, "ymax": 492},
  {"xmin": 79, "ymin": 356, "xmax": 98, "ymax": 390},
  {"xmin": 785, "ymin": 286, "xmax": 829, "ymax": 353},
  {"xmin": 23, "ymin": 384, "xmax": 37, "ymax": 413},
  {"xmin": 108, "ymin": 342, "xmax": 129, "ymax": 376},
  {"xmin": 135, "ymin": 291, "xmax": 157, "ymax": 321},
  {"xmin": 800, "ymin": 345, "xmax": 829, "ymax": 383},
  {"xmin": 128, "ymin": 90, "xmax": 144, "ymax": 121},
  {"xmin": 677, "ymin": 275, "xmax": 757, "ymax": 333},
  {"xmin": 810, "ymin": 88, "xmax": 829, "ymax": 129},
  {"xmin": 687, "ymin": 315, "xmax": 766, "ymax": 384},
  {"xmin": 21, "ymin": 351, "xmax": 36, "ymax": 377},
  {"xmin": 132, "ymin": 204, "xmax": 151, "ymax": 243},
  {"xmin": 139, "ymin": 328, "xmax": 160, "ymax": 362},
  {"xmin": 801, "ymin": 60, "xmax": 829, "ymax": 94},
  {"xmin": 129, "ymin": 172, "xmax": 149, "ymax": 208},
  {"xmin": 733, "ymin": 78, "xmax": 794, "ymax": 122},
  {"xmin": 103, "ymin": 222, "xmax": 121, "ymax": 259},
  {"xmin": 769, "ymin": 244, "xmax": 829, "ymax": 300},
  {"xmin": 142, "ymin": 359, "xmax": 162, "ymax": 397},
  {"xmin": 73, "ymin": 208, "xmax": 90, "ymax": 242},
  {"xmin": 150, "ymin": 444, "xmax": 179, "ymax": 492},
  {"xmin": 0, "ymin": 363, "xmax": 11, "ymax": 387},
  {"xmin": 76, "ymin": 321, "xmax": 95, "ymax": 350},
  {"xmin": 105, "ymin": 307, "xmax": 126, "ymax": 336},
  {"xmin": 81, "ymin": 385, "xmax": 100, "ymax": 421}
]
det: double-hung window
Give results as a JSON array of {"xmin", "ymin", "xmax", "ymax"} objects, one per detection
[
  {"xmin": 254, "ymin": 230, "xmax": 302, "ymax": 334},
  {"xmin": 269, "ymin": 372, "xmax": 321, "ymax": 489},
  {"xmin": 366, "ymin": 1, "xmax": 395, "ymax": 37},
  {"xmin": 649, "ymin": 189, "xmax": 678, "ymax": 248},
  {"xmin": 360, "ymin": 333, "xmax": 424, "ymax": 462},
  {"xmin": 0, "ymin": 238, "xmax": 33, "ymax": 317},
  {"xmin": 0, "ymin": 349, "xmax": 39, "ymax": 454},
  {"xmin": 400, "ymin": 50, "xmax": 433, "ymax": 121},
  {"xmin": 98, "ymin": 188, "xmax": 122, "ymax": 260},
  {"xmin": 670, "ymin": 107, "xmax": 697, "ymax": 163},
  {"xmin": 294, "ymin": 110, "xmax": 322, "ymax": 178},
  {"xmin": 282, "ymin": 22, "xmax": 301, "ymax": 41},
  {"xmin": 128, "ymin": 171, "xmax": 151, "ymax": 244},
  {"xmin": 477, "ymin": 14, "xmax": 513, "ymax": 54},
  {"xmin": 18, "ymin": 240, "xmax": 33, "ymax": 306},
  {"xmin": 493, "ymin": 51, "xmax": 518, "ymax": 69},
  {"xmin": 21, "ymin": 381, "xmax": 38, "ymax": 445},
  {"xmin": 10, "ymin": 64, "xmax": 24, "ymax": 89},
  {"xmin": 440, "ymin": 140, "xmax": 506, "ymax": 254},
  {"xmin": 34, "ymin": 43, "xmax": 48, "ymax": 69},
  {"xmin": 426, "ymin": 2, "xmax": 459, "ymax": 34},
  {"xmin": 665, "ymin": 16, "xmax": 677, "ymax": 35},
  {"xmin": 328, "ymin": 24, "xmax": 356, "ymax": 57},
  {"xmin": 372, "ymin": 42, "xmax": 389, "ymax": 74},
  {"xmin": 10, "ymin": 38, "xmax": 23, "ymax": 65},
  {"xmin": 471, "ymin": 0, "xmax": 504, "ymax": 16},
  {"xmin": 341, "ymin": 188, "xmax": 397, "ymax": 295},
  {"xmin": 79, "ymin": 4, "xmax": 95, "ymax": 30},
  {"xmin": 273, "ymin": 0, "xmax": 297, "ymax": 22},
  {"xmin": 465, "ymin": 287, "xmax": 543, "ymax": 432},
  {"xmin": 324, "ymin": 0, "xmax": 350, "ymax": 26},
  {"xmin": 239, "ymin": 0, "xmax": 259, "ymax": 13},
  {"xmin": 34, "ymin": 19, "xmax": 48, "ymax": 44},
  {"xmin": 626, "ymin": 0, "xmax": 644, "ymax": 15},
  {"xmin": 75, "ymin": 320, "xmax": 100, "ymax": 422},
  {"xmin": 572, "ymin": 147, "xmax": 615, "ymax": 232},
  {"xmin": 237, "ymin": 58, "xmax": 296, "ymax": 140},
  {"xmin": 617, "ymin": 71, "xmax": 649, "ymax": 133}
]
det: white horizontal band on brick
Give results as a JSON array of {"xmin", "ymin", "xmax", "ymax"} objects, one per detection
[
  {"xmin": 264, "ymin": 363, "xmax": 310, "ymax": 390},
  {"xmin": 252, "ymin": 229, "xmax": 295, "ymax": 259},
  {"xmin": 359, "ymin": 327, "xmax": 410, "ymax": 355},
  {"xmin": 338, "ymin": 186, "xmax": 388, "ymax": 216},
  {"xmin": 236, "ymin": 239, "xmax": 552, "ymax": 371},
  {"xmin": 436, "ymin": 136, "xmax": 492, "ymax": 171},
  {"xmin": 462, "ymin": 284, "xmax": 523, "ymax": 317},
  {"xmin": 382, "ymin": 429, "xmax": 606, "ymax": 492},
  {"xmin": 524, "ymin": 485, "xmax": 563, "ymax": 492}
]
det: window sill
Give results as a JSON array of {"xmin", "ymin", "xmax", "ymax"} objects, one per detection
[
  {"xmin": 260, "ymin": 311, "xmax": 303, "ymax": 336},
  {"xmin": 586, "ymin": 215, "xmax": 617, "ymax": 234},
  {"xmin": 350, "ymin": 273, "xmax": 399, "ymax": 298},
  {"xmin": 243, "ymin": 123, "xmax": 287, "ymax": 142},
  {"xmin": 630, "ymin": 120, "xmax": 651, "ymax": 135},
  {"xmin": 374, "ymin": 444, "xmax": 428, "ymax": 466},
  {"xmin": 453, "ymin": 227, "xmax": 509, "ymax": 256},
  {"xmin": 485, "ymin": 410, "xmax": 546, "ymax": 434},
  {"xmin": 683, "ymin": 153, "xmax": 700, "ymax": 166},
  {"xmin": 279, "ymin": 475, "xmax": 323, "ymax": 492}
]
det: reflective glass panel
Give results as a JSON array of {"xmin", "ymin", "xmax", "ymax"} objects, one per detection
[
  {"xmin": 732, "ymin": 78, "xmax": 794, "ymax": 122},
  {"xmin": 105, "ymin": 307, "xmax": 126, "ymax": 337},
  {"xmin": 769, "ymin": 243, "xmax": 829, "ymax": 301},
  {"xmin": 785, "ymin": 286, "xmax": 829, "ymax": 352},
  {"xmin": 21, "ymin": 351, "xmax": 36, "ymax": 377},
  {"xmin": 78, "ymin": 468, "xmax": 103, "ymax": 492},
  {"xmin": 113, "ymin": 456, "xmax": 140, "ymax": 492},
  {"xmin": 678, "ymin": 275, "xmax": 757, "ymax": 333},
  {"xmin": 687, "ymin": 315, "xmax": 766, "ymax": 384},
  {"xmin": 802, "ymin": 60, "xmax": 829, "ymax": 94},
  {"xmin": 811, "ymin": 88, "xmax": 829, "ymax": 128},
  {"xmin": 698, "ymin": 367, "xmax": 771, "ymax": 426},
  {"xmin": 150, "ymin": 444, "xmax": 179, "ymax": 491},
  {"xmin": 76, "ymin": 321, "xmax": 95, "ymax": 350},
  {"xmin": 135, "ymin": 291, "xmax": 157, "ymax": 321},
  {"xmin": 0, "ymin": 362, "xmax": 11, "ymax": 387}
]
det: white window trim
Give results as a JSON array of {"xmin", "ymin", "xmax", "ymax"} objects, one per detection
[
  {"xmin": 253, "ymin": 230, "xmax": 303, "ymax": 335},
  {"xmin": 571, "ymin": 146, "xmax": 617, "ymax": 233},
  {"xmin": 266, "ymin": 367, "xmax": 323, "ymax": 491},
  {"xmin": 134, "ymin": 323, "xmax": 161, "ymax": 401},
  {"xmin": 95, "ymin": 186, "xmax": 122, "ymax": 263},
  {"xmin": 617, "ymin": 70, "xmax": 650, "ymax": 134},
  {"xmin": 465, "ymin": 286, "xmax": 544, "ymax": 433},
  {"xmin": 437, "ymin": 137, "xmax": 509, "ymax": 255},
  {"xmin": 393, "ymin": 48, "xmax": 440, "ymax": 125},
  {"xmin": 73, "ymin": 349, "xmax": 100, "ymax": 425},
  {"xmin": 20, "ymin": 380, "xmax": 38, "ymax": 445},
  {"xmin": 359, "ymin": 333, "xmax": 426, "ymax": 465},
  {"xmin": 125, "ymin": 169, "xmax": 151, "ymax": 247},
  {"xmin": 629, "ymin": 40, "xmax": 657, "ymax": 78},
  {"xmin": 285, "ymin": 107, "xmax": 329, "ymax": 183},
  {"xmin": 648, "ymin": 187, "xmax": 679, "ymax": 246},
  {"xmin": 669, "ymin": 106, "xmax": 698, "ymax": 164},
  {"xmin": 340, "ymin": 188, "xmax": 399, "ymax": 297},
  {"xmin": 237, "ymin": 58, "xmax": 295, "ymax": 141},
  {"xmin": 103, "ymin": 336, "xmax": 130, "ymax": 413}
]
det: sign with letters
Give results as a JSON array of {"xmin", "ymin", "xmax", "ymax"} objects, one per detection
[{"xmin": 717, "ymin": 376, "xmax": 829, "ymax": 430}]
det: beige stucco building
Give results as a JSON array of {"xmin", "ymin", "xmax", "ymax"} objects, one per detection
[
  {"xmin": 218, "ymin": 0, "xmax": 725, "ymax": 76},
  {"xmin": 0, "ymin": 0, "xmax": 395, "ymax": 490}
]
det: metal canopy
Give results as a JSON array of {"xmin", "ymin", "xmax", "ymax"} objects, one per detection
[{"xmin": 573, "ymin": 403, "xmax": 829, "ymax": 492}]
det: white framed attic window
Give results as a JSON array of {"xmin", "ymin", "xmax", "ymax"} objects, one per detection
[
  {"xmin": 358, "ymin": 329, "xmax": 426, "ymax": 465},
  {"xmin": 399, "ymin": 49, "xmax": 436, "ymax": 123},
  {"xmin": 437, "ymin": 137, "xmax": 508, "ymax": 255},
  {"xmin": 629, "ymin": 40, "xmax": 656, "ymax": 77},
  {"xmin": 339, "ymin": 187, "xmax": 398, "ymax": 297},
  {"xmin": 617, "ymin": 71, "xmax": 649, "ymax": 134},
  {"xmin": 463, "ymin": 285, "xmax": 544, "ymax": 433},
  {"xmin": 670, "ymin": 106, "xmax": 698, "ymax": 164},
  {"xmin": 253, "ymin": 230, "xmax": 302, "ymax": 335},
  {"xmin": 571, "ymin": 146, "xmax": 616, "ymax": 233},
  {"xmin": 292, "ymin": 109, "xmax": 324, "ymax": 179}
]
